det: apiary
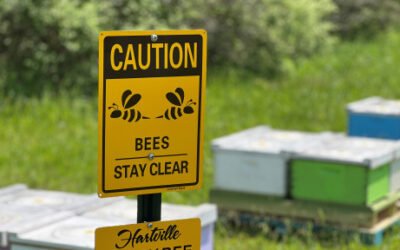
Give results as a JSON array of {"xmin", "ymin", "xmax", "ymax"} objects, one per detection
[
  {"xmin": 9, "ymin": 199, "xmax": 217, "ymax": 250},
  {"xmin": 0, "ymin": 188, "xmax": 121, "ymax": 214},
  {"xmin": 212, "ymin": 126, "xmax": 335, "ymax": 197},
  {"xmin": 290, "ymin": 135, "xmax": 400, "ymax": 206},
  {"xmin": 0, "ymin": 204, "xmax": 72, "ymax": 250},
  {"xmin": 347, "ymin": 96, "xmax": 400, "ymax": 140}
]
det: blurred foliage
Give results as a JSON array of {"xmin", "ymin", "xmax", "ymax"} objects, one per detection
[
  {"xmin": 0, "ymin": 0, "xmax": 100, "ymax": 96},
  {"xmin": 0, "ymin": 0, "xmax": 336, "ymax": 95},
  {"xmin": 331, "ymin": 0, "xmax": 400, "ymax": 39},
  {"xmin": 101, "ymin": 0, "xmax": 336, "ymax": 76},
  {"xmin": 1, "ymin": 0, "xmax": 399, "ymax": 96}
]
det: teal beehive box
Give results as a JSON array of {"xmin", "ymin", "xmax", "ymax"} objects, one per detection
[{"xmin": 348, "ymin": 96, "xmax": 400, "ymax": 140}]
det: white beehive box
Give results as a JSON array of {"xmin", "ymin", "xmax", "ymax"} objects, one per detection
[
  {"xmin": 212, "ymin": 126, "xmax": 335, "ymax": 197},
  {"xmin": 0, "ymin": 188, "xmax": 121, "ymax": 214},
  {"xmin": 0, "ymin": 184, "xmax": 27, "ymax": 197},
  {"xmin": 0, "ymin": 204, "xmax": 72, "ymax": 250},
  {"xmin": 9, "ymin": 216, "xmax": 113, "ymax": 250},
  {"xmin": 9, "ymin": 199, "xmax": 217, "ymax": 250}
]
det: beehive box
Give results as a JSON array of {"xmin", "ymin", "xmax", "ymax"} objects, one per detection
[
  {"xmin": 9, "ymin": 216, "xmax": 113, "ymax": 250},
  {"xmin": 0, "ymin": 184, "xmax": 27, "ymax": 197},
  {"xmin": 391, "ymin": 160, "xmax": 400, "ymax": 193},
  {"xmin": 347, "ymin": 96, "xmax": 400, "ymax": 140},
  {"xmin": 0, "ymin": 188, "xmax": 121, "ymax": 214},
  {"xmin": 212, "ymin": 126, "xmax": 335, "ymax": 197},
  {"xmin": 290, "ymin": 135, "xmax": 400, "ymax": 206},
  {"xmin": 0, "ymin": 204, "xmax": 72, "ymax": 250},
  {"xmin": 9, "ymin": 199, "xmax": 217, "ymax": 250}
]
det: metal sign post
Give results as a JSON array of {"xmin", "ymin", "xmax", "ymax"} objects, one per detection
[{"xmin": 137, "ymin": 193, "xmax": 161, "ymax": 223}]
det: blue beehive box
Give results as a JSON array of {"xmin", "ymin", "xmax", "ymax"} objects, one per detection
[{"xmin": 347, "ymin": 97, "xmax": 400, "ymax": 140}]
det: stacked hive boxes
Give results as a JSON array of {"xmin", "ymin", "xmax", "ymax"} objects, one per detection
[
  {"xmin": 212, "ymin": 126, "xmax": 335, "ymax": 197},
  {"xmin": 347, "ymin": 97, "xmax": 400, "ymax": 195},
  {"xmin": 211, "ymin": 121, "xmax": 400, "ymax": 229},
  {"xmin": 0, "ymin": 185, "xmax": 217, "ymax": 250}
]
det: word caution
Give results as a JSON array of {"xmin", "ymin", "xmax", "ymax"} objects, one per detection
[{"xmin": 110, "ymin": 42, "xmax": 198, "ymax": 71}]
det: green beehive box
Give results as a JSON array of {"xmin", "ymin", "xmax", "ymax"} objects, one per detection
[{"xmin": 290, "ymin": 136, "xmax": 400, "ymax": 206}]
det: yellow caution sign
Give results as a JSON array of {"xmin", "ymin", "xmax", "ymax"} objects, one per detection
[
  {"xmin": 95, "ymin": 218, "xmax": 201, "ymax": 250},
  {"xmin": 98, "ymin": 30, "xmax": 207, "ymax": 197}
]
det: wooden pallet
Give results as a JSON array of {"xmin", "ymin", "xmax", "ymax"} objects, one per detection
[
  {"xmin": 211, "ymin": 189, "xmax": 400, "ymax": 245},
  {"xmin": 210, "ymin": 189, "xmax": 400, "ymax": 229},
  {"xmin": 221, "ymin": 209, "xmax": 400, "ymax": 246}
]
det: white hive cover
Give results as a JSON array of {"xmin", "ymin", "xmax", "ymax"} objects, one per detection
[
  {"xmin": 161, "ymin": 203, "xmax": 217, "ymax": 227},
  {"xmin": 0, "ymin": 204, "xmax": 55, "ymax": 232},
  {"xmin": 212, "ymin": 125, "xmax": 336, "ymax": 154},
  {"xmin": 347, "ymin": 96, "xmax": 400, "ymax": 115},
  {"xmin": 293, "ymin": 135, "xmax": 400, "ymax": 168},
  {"xmin": 0, "ymin": 184, "xmax": 27, "ymax": 196},
  {"xmin": 82, "ymin": 199, "xmax": 217, "ymax": 227},
  {"xmin": 15, "ymin": 216, "xmax": 115, "ymax": 249},
  {"xmin": 0, "ymin": 189, "xmax": 101, "ymax": 213},
  {"xmin": 0, "ymin": 204, "xmax": 72, "ymax": 233},
  {"xmin": 82, "ymin": 199, "xmax": 137, "ymax": 222}
]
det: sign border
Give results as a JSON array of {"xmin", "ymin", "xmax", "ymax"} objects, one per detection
[{"xmin": 98, "ymin": 30, "xmax": 207, "ymax": 197}]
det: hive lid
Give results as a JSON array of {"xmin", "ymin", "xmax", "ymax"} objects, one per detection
[
  {"xmin": 0, "ymin": 188, "xmax": 105, "ymax": 213},
  {"xmin": 161, "ymin": 203, "xmax": 217, "ymax": 227},
  {"xmin": 0, "ymin": 184, "xmax": 27, "ymax": 196},
  {"xmin": 1, "ymin": 209, "xmax": 72, "ymax": 234},
  {"xmin": 13, "ymin": 216, "xmax": 115, "ymax": 249},
  {"xmin": 212, "ymin": 125, "xmax": 336, "ymax": 154},
  {"xmin": 0, "ymin": 205, "xmax": 72, "ymax": 247},
  {"xmin": 82, "ymin": 199, "xmax": 217, "ymax": 226},
  {"xmin": 347, "ymin": 96, "xmax": 400, "ymax": 115},
  {"xmin": 292, "ymin": 135, "xmax": 400, "ymax": 168}
]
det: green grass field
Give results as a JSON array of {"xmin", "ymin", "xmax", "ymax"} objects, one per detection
[{"xmin": 1, "ymin": 31, "xmax": 400, "ymax": 249}]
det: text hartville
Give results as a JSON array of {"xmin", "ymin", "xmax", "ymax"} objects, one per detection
[{"xmin": 115, "ymin": 224, "xmax": 194, "ymax": 249}]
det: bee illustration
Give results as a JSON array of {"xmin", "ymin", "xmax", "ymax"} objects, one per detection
[
  {"xmin": 108, "ymin": 90, "xmax": 149, "ymax": 122},
  {"xmin": 157, "ymin": 87, "xmax": 196, "ymax": 120}
]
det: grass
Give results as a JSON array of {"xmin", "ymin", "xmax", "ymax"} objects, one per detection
[
  {"xmin": 0, "ymin": 95, "xmax": 98, "ymax": 192},
  {"xmin": 1, "ymin": 30, "xmax": 400, "ymax": 248}
]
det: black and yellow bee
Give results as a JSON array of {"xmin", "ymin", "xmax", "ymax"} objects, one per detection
[
  {"xmin": 108, "ymin": 90, "xmax": 149, "ymax": 122},
  {"xmin": 157, "ymin": 87, "xmax": 196, "ymax": 120}
]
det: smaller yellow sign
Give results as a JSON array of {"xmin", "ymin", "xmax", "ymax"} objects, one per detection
[{"xmin": 95, "ymin": 218, "xmax": 200, "ymax": 250}]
